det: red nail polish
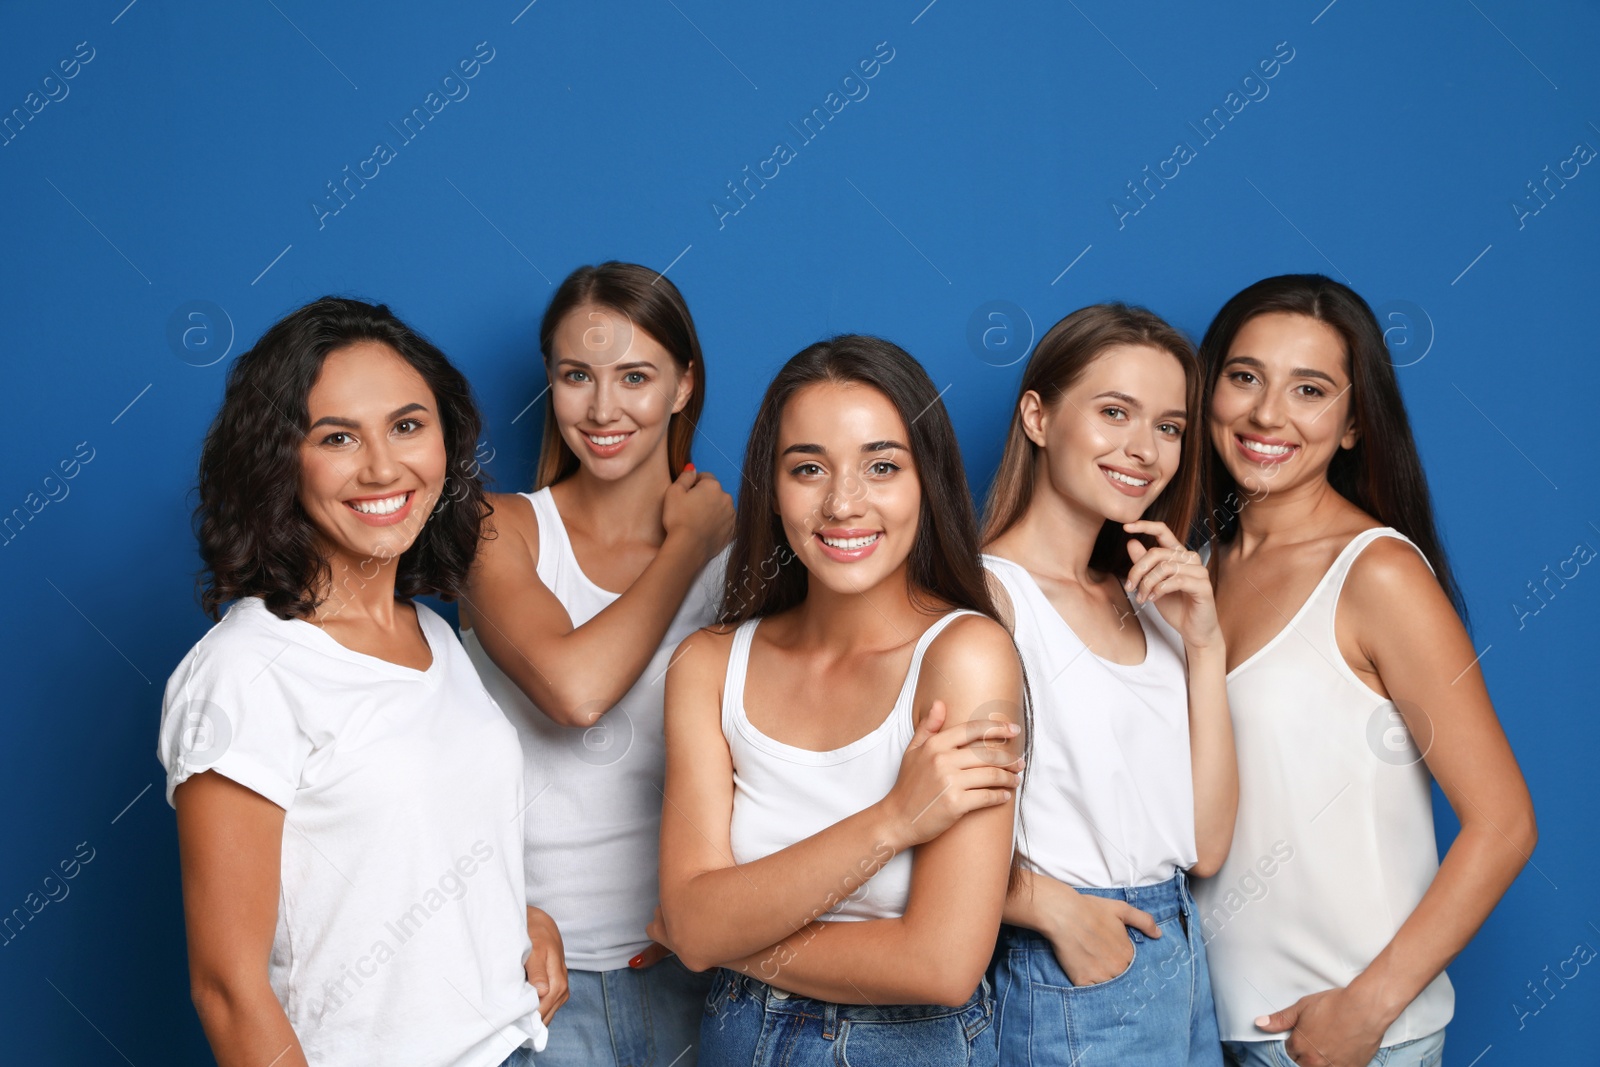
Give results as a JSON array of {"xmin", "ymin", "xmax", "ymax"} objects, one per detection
[
  {"xmin": 684, "ymin": 463, "xmax": 695, "ymax": 472},
  {"xmin": 629, "ymin": 952, "xmax": 645, "ymax": 968}
]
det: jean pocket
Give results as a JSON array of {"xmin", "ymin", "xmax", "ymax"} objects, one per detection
[
  {"xmin": 702, "ymin": 967, "xmax": 736, "ymax": 1019},
  {"xmin": 1060, "ymin": 934, "xmax": 1139, "ymax": 993}
]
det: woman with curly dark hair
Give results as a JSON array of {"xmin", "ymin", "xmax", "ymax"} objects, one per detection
[{"xmin": 157, "ymin": 297, "xmax": 559, "ymax": 1067}]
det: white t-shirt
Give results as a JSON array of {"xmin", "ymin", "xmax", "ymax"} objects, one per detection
[{"xmin": 157, "ymin": 597, "xmax": 547, "ymax": 1067}]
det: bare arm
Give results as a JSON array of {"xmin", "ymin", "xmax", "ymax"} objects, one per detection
[
  {"xmin": 175, "ymin": 772, "xmax": 309, "ymax": 1067},
  {"xmin": 1261, "ymin": 538, "xmax": 1537, "ymax": 1066},
  {"xmin": 463, "ymin": 472, "xmax": 731, "ymax": 727},
  {"xmin": 657, "ymin": 623, "xmax": 1022, "ymax": 976},
  {"xmin": 706, "ymin": 617, "xmax": 1025, "ymax": 1006},
  {"xmin": 1124, "ymin": 520, "xmax": 1238, "ymax": 876}
]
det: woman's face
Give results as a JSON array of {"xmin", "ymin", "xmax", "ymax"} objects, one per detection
[
  {"xmin": 775, "ymin": 381, "xmax": 922, "ymax": 597},
  {"xmin": 1207, "ymin": 311, "xmax": 1358, "ymax": 499},
  {"xmin": 549, "ymin": 304, "xmax": 692, "ymax": 479},
  {"xmin": 1024, "ymin": 343, "xmax": 1188, "ymax": 526},
  {"xmin": 298, "ymin": 340, "xmax": 448, "ymax": 567}
]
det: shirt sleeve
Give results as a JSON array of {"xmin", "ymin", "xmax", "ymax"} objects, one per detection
[{"xmin": 157, "ymin": 628, "xmax": 312, "ymax": 811}]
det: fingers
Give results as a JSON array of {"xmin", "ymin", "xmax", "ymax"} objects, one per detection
[
  {"xmin": 908, "ymin": 699, "xmax": 947, "ymax": 750},
  {"xmin": 1122, "ymin": 519, "xmax": 1181, "ymax": 549},
  {"xmin": 1125, "ymin": 547, "xmax": 1205, "ymax": 604},
  {"xmin": 629, "ymin": 941, "xmax": 673, "ymax": 969},
  {"xmin": 1120, "ymin": 904, "xmax": 1161, "ymax": 939},
  {"xmin": 1253, "ymin": 1004, "xmax": 1298, "ymax": 1033},
  {"xmin": 924, "ymin": 714, "xmax": 1019, "ymax": 752}
]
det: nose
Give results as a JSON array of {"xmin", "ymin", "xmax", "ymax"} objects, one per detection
[
  {"xmin": 1250, "ymin": 386, "xmax": 1286, "ymax": 429},
  {"xmin": 822, "ymin": 469, "xmax": 867, "ymax": 522},
  {"xmin": 358, "ymin": 432, "xmax": 400, "ymax": 487},
  {"xmin": 1125, "ymin": 420, "xmax": 1159, "ymax": 465},
  {"xmin": 589, "ymin": 378, "xmax": 620, "ymax": 425}
]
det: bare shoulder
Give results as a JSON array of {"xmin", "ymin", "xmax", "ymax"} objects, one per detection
[
  {"xmin": 667, "ymin": 625, "xmax": 740, "ymax": 700},
  {"xmin": 1341, "ymin": 533, "xmax": 1461, "ymax": 648},
  {"xmin": 920, "ymin": 613, "xmax": 1021, "ymax": 714}
]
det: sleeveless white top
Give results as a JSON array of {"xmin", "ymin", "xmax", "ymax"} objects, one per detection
[
  {"xmin": 461, "ymin": 487, "xmax": 727, "ymax": 970},
  {"xmin": 984, "ymin": 554, "xmax": 1197, "ymax": 889},
  {"xmin": 722, "ymin": 610, "xmax": 981, "ymax": 922},
  {"xmin": 1193, "ymin": 528, "xmax": 1453, "ymax": 1045}
]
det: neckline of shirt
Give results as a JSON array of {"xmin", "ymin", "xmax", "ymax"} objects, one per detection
[
  {"xmin": 234, "ymin": 596, "xmax": 446, "ymax": 683},
  {"xmin": 526, "ymin": 487, "xmax": 626, "ymax": 602},
  {"xmin": 982, "ymin": 553, "xmax": 1153, "ymax": 672}
]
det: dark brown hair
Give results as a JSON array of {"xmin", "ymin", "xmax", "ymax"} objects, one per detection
[
  {"xmin": 981, "ymin": 303, "xmax": 1204, "ymax": 578},
  {"xmin": 719, "ymin": 334, "xmax": 996, "ymax": 626},
  {"xmin": 534, "ymin": 261, "xmax": 705, "ymax": 488},
  {"xmin": 194, "ymin": 297, "xmax": 490, "ymax": 621},
  {"xmin": 1197, "ymin": 273, "xmax": 1466, "ymax": 619}
]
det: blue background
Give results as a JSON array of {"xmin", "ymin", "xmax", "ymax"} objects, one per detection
[{"xmin": 2, "ymin": 0, "xmax": 1595, "ymax": 1062}]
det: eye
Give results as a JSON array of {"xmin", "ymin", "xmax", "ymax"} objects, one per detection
[
  {"xmin": 789, "ymin": 462, "xmax": 825, "ymax": 478},
  {"xmin": 1294, "ymin": 383, "xmax": 1326, "ymax": 398},
  {"xmin": 563, "ymin": 369, "xmax": 590, "ymax": 383},
  {"xmin": 623, "ymin": 371, "xmax": 648, "ymax": 385},
  {"xmin": 394, "ymin": 418, "xmax": 424, "ymax": 434},
  {"xmin": 867, "ymin": 460, "xmax": 901, "ymax": 476},
  {"xmin": 1102, "ymin": 406, "xmax": 1127, "ymax": 420},
  {"xmin": 320, "ymin": 431, "xmax": 355, "ymax": 447},
  {"xmin": 1158, "ymin": 422, "xmax": 1183, "ymax": 438},
  {"xmin": 1227, "ymin": 370, "xmax": 1259, "ymax": 386}
]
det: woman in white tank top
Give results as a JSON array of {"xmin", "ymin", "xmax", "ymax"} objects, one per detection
[
  {"xmin": 655, "ymin": 335, "xmax": 1027, "ymax": 1067},
  {"xmin": 460, "ymin": 263, "xmax": 734, "ymax": 1067},
  {"xmin": 980, "ymin": 304, "xmax": 1239, "ymax": 1067},
  {"xmin": 1194, "ymin": 274, "xmax": 1537, "ymax": 1067}
]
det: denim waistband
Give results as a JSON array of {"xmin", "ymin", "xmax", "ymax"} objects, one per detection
[
  {"xmin": 1025, "ymin": 869, "xmax": 1193, "ymax": 924},
  {"xmin": 714, "ymin": 967, "xmax": 991, "ymax": 1026}
]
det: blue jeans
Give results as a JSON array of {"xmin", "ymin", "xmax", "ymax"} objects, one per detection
[
  {"xmin": 507, "ymin": 955, "xmax": 714, "ymax": 1066},
  {"xmin": 1222, "ymin": 1029, "xmax": 1445, "ymax": 1067},
  {"xmin": 990, "ymin": 870, "xmax": 1222, "ymax": 1066},
  {"xmin": 699, "ymin": 967, "xmax": 997, "ymax": 1066}
]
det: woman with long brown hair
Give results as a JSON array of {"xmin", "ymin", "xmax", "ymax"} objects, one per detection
[
  {"xmin": 981, "ymin": 303, "xmax": 1237, "ymax": 1066},
  {"xmin": 1193, "ymin": 274, "xmax": 1536, "ymax": 1067},
  {"xmin": 656, "ymin": 335, "xmax": 1026, "ymax": 1066},
  {"xmin": 460, "ymin": 261, "xmax": 734, "ymax": 1065}
]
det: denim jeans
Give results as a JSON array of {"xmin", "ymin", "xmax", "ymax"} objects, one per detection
[
  {"xmin": 505, "ymin": 955, "xmax": 714, "ymax": 1066},
  {"xmin": 990, "ymin": 870, "xmax": 1222, "ymax": 1066},
  {"xmin": 1222, "ymin": 1029, "xmax": 1445, "ymax": 1067},
  {"xmin": 698, "ymin": 967, "xmax": 996, "ymax": 1066}
]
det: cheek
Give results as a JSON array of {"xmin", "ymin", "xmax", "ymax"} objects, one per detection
[{"xmin": 550, "ymin": 384, "xmax": 588, "ymax": 427}]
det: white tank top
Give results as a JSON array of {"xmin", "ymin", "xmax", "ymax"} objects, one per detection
[
  {"xmin": 983, "ymin": 554, "xmax": 1197, "ymax": 888},
  {"xmin": 461, "ymin": 487, "xmax": 728, "ymax": 970},
  {"xmin": 722, "ymin": 609, "xmax": 981, "ymax": 922},
  {"xmin": 1193, "ymin": 528, "xmax": 1453, "ymax": 1045}
]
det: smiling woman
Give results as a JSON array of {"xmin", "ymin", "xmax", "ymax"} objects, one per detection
[{"xmin": 158, "ymin": 297, "xmax": 559, "ymax": 1067}]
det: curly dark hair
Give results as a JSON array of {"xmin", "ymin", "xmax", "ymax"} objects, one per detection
[{"xmin": 194, "ymin": 296, "xmax": 491, "ymax": 621}]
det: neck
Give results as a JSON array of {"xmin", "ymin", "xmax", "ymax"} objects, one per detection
[
  {"xmin": 789, "ymin": 564, "xmax": 932, "ymax": 652},
  {"xmin": 310, "ymin": 548, "xmax": 403, "ymax": 628},
  {"xmin": 991, "ymin": 483, "xmax": 1110, "ymax": 584},
  {"xmin": 560, "ymin": 449, "xmax": 674, "ymax": 544},
  {"xmin": 1232, "ymin": 472, "xmax": 1349, "ymax": 551}
]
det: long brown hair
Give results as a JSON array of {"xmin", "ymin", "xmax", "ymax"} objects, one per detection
[
  {"xmin": 533, "ymin": 261, "xmax": 705, "ymax": 489},
  {"xmin": 1197, "ymin": 273, "xmax": 1467, "ymax": 621},
  {"xmin": 720, "ymin": 334, "xmax": 996, "ymax": 626},
  {"xmin": 981, "ymin": 303, "xmax": 1204, "ymax": 578}
]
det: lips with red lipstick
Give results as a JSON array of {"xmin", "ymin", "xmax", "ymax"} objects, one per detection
[
  {"xmin": 1233, "ymin": 432, "xmax": 1299, "ymax": 465},
  {"xmin": 1099, "ymin": 462, "xmax": 1155, "ymax": 497},
  {"xmin": 814, "ymin": 527, "xmax": 882, "ymax": 562},
  {"xmin": 344, "ymin": 490, "xmax": 416, "ymax": 527}
]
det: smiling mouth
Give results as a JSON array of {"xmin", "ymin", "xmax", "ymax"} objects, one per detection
[
  {"xmin": 1100, "ymin": 466, "xmax": 1151, "ymax": 488},
  {"xmin": 346, "ymin": 491, "xmax": 411, "ymax": 516},
  {"xmin": 585, "ymin": 431, "xmax": 631, "ymax": 446},
  {"xmin": 818, "ymin": 532, "xmax": 880, "ymax": 550},
  {"xmin": 1236, "ymin": 435, "xmax": 1299, "ymax": 460}
]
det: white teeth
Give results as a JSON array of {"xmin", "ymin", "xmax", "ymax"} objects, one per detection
[
  {"xmin": 351, "ymin": 493, "xmax": 409, "ymax": 515},
  {"xmin": 820, "ymin": 533, "xmax": 879, "ymax": 550},
  {"xmin": 1240, "ymin": 438, "xmax": 1295, "ymax": 456},
  {"xmin": 1102, "ymin": 467, "xmax": 1150, "ymax": 487},
  {"xmin": 587, "ymin": 433, "xmax": 627, "ymax": 446}
]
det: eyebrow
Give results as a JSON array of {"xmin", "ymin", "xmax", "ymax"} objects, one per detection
[
  {"xmin": 556, "ymin": 357, "xmax": 659, "ymax": 372},
  {"xmin": 1223, "ymin": 355, "xmax": 1340, "ymax": 386},
  {"xmin": 780, "ymin": 439, "xmax": 910, "ymax": 457},
  {"xmin": 309, "ymin": 402, "xmax": 429, "ymax": 431},
  {"xmin": 1092, "ymin": 390, "xmax": 1187, "ymax": 421}
]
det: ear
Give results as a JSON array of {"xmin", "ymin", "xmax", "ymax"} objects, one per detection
[
  {"xmin": 1018, "ymin": 390, "xmax": 1049, "ymax": 448},
  {"xmin": 1340, "ymin": 419, "xmax": 1359, "ymax": 450},
  {"xmin": 672, "ymin": 361, "xmax": 695, "ymax": 415}
]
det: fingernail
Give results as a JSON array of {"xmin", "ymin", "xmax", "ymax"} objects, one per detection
[
  {"xmin": 629, "ymin": 953, "xmax": 645, "ymax": 968},
  {"xmin": 1007, "ymin": 723, "xmax": 1020, "ymax": 734},
  {"xmin": 684, "ymin": 463, "xmax": 695, "ymax": 472},
  {"xmin": 1254, "ymin": 1015, "xmax": 1270, "ymax": 1027}
]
